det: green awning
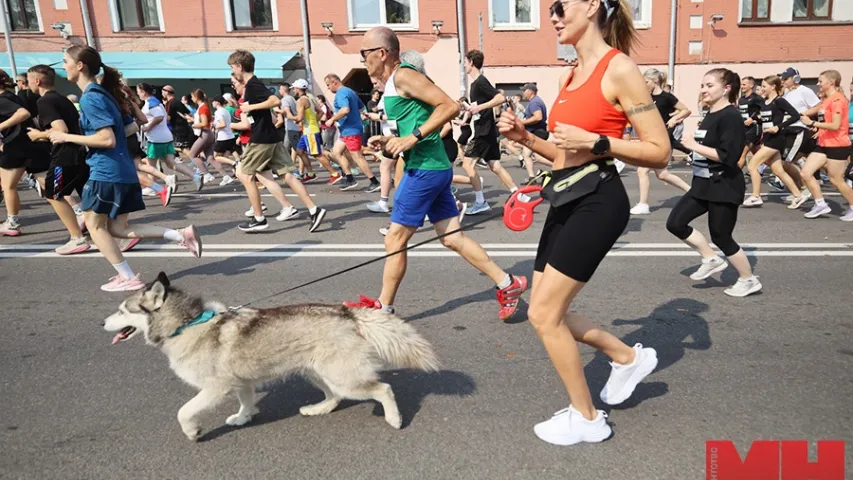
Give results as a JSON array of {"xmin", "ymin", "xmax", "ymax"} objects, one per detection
[{"xmin": 1, "ymin": 51, "xmax": 298, "ymax": 79}]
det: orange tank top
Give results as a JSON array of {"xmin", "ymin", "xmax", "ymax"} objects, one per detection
[{"xmin": 547, "ymin": 48, "xmax": 627, "ymax": 140}]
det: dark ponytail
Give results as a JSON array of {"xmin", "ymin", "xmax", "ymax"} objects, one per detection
[
  {"xmin": 66, "ymin": 45, "xmax": 129, "ymax": 115},
  {"xmin": 192, "ymin": 88, "xmax": 213, "ymax": 123},
  {"xmin": 707, "ymin": 68, "xmax": 740, "ymax": 104},
  {"xmin": 600, "ymin": 0, "xmax": 637, "ymax": 54}
]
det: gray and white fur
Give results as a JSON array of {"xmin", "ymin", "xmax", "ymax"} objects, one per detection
[{"xmin": 103, "ymin": 272, "xmax": 440, "ymax": 441}]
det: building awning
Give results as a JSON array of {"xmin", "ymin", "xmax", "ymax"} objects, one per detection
[{"xmin": 1, "ymin": 51, "xmax": 299, "ymax": 79}]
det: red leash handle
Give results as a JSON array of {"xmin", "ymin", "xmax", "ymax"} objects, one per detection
[{"xmin": 503, "ymin": 186, "xmax": 545, "ymax": 232}]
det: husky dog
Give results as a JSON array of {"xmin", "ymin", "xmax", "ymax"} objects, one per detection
[{"xmin": 103, "ymin": 272, "xmax": 441, "ymax": 441}]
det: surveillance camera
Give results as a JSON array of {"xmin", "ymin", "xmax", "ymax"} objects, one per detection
[
  {"xmin": 51, "ymin": 22, "xmax": 65, "ymax": 30},
  {"xmin": 710, "ymin": 13, "xmax": 724, "ymax": 21}
]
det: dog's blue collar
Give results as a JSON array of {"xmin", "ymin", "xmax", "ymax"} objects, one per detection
[{"xmin": 169, "ymin": 310, "xmax": 217, "ymax": 338}]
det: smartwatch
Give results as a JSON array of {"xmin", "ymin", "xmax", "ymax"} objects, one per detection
[
  {"xmin": 412, "ymin": 127, "xmax": 424, "ymax": 140},
  {"xmin": 591, "ymin": 135, "xmax": 610, "ymax": 156}
]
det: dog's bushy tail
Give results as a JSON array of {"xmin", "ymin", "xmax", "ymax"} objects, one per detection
[{"xmin": 353, "ymin": 309, "xmax": 441, "ymax": 372}]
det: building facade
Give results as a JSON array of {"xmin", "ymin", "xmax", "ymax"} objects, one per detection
[{"xmin": 2, "ymin": 0, "xmax": 852, "ymax": 116}]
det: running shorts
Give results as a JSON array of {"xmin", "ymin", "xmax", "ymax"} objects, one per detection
[
  {"xmin": 238, "ymin": 142, "xmax": 297, "ymax": 176},
  {"xmin": 340, "ymin": 134, "xmax": 362, "ymax": 152},
  {"xmin": 297, "ymin": 133, "xmax": 323, "ymax": 156},
  {"xmin": 391, "ymin": 168, "xmax": 458, "ymax": 228},
  {"xmin": 534, "ymin": 169, "xmax": 629, "ymax": 283},
  {"xmin": 783, "ymin": 127, "xmax": 816, "ymax": 162},
  {"xmin": 464, "ymin": 136, "xmax": 501, "ymax": 161},
  {"xmin": 814, "ymin": 145, "xmax": 852, "ymax": 161},
  {"xmin": 80, "ymin": 180, "xmax": 146, "ymax": 219},
  {"xmin": 43, "ymin": 164, "xmax": 89, "ymax": 200},
  {"xmin": 213, "ymin": 138, "xmax": 237, "ymax": 154}
]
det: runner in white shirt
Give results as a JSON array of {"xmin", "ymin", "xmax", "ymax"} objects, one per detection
[
  {"xmin": 211, "ymin": 96, "xmax": 236, "ymax": 186},
  {"xmin": 778, "ymin": 68, "xmax": 820, "ymax": 192}
]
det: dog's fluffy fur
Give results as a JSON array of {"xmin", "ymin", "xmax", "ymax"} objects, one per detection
[{"xmin": 103, "ymin": 272, "xmax": 440, "ymax": 441}]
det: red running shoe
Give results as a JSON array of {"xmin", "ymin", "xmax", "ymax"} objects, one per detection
[
  {"xmin": 497, "ymin": 275, "xmax": 528, "ymax": 321},
  {"xmin": 344, "ymin": 295, "xmax": 381, "ymax": 310}
]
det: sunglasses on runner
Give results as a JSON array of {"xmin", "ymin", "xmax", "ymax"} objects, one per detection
[
  {"xmin": 550, "ymin": 0, "xmax": 586, "ymax": 17},
  {"xmin": 360, "ymin": 47, "xmax": 384, "ymax": 60}
]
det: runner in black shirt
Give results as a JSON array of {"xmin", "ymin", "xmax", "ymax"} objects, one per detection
[
  {"xmin": 228, "ymin": 49, "xmax": 326, "ymax": 233},
  {"xmin": 736, "ymin": 76, "xmax": 764, "ymax": 168},
  {"xmin": 666, "ymin": 68, "xmax": 761, "ymax": 298},
  {"xmin": 462, "ymin": 50, "xmax": 518, "ymax": 215},
  {"xmin": 631, "ymin": 68, "xmax": 691, "ymax": 215},
  {"xmin": 24, "ymin": 65, "xmax": 90, "ymax": 254},
  {"xmin": 743, "ymin": 75, "xmax": 805, "ymax": 208}
]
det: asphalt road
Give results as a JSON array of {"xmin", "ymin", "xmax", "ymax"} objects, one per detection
[{"xmin": 2, "ymin": 160, "xmax": 852, "ymax": 479}]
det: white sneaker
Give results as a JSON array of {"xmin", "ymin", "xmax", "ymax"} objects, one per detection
[
  {"xmin": 742, "ymin": 195, "xmax": 763, "ymax": 207},
  {"xmin": 276, "ymin": 206, "xmax": 299, "ymax": 221},
  {"xmin": 533, "ymin": 405, "xmax": 612, "ymax": 446},
  {"xmin": 244, "ymin": 203, "xmax": 268, "ymax": 217},
  {"xmin": 690, "ymin": 256, "xmax": 728, "ymax": 281},
  {"xmin": 787, "ymin": 195, "xmax": 808, "ymax": 210},
  {"xmin": 724, "ymin": 276, "xmax": 762, "ymax": 298},
  {"xmin": 630, "ymin": 203, "xmax": 650, "ymax": 215},
  {"xmin": 203, "ymin": 173, "xmax": 216, "ymax": 184},
  {"xmin": 219, "ymin": 175, "xmax": 235, "ymax": 186},
  {"xmin": 804, "ymin": 203, "xmax": 831, "ymax": 219},
  {"xmin": 839, "ymin": 208, "xmax": 853, "ymax": 222},
  {"xmin": 600, "ymin": 344, "xmax": 658, "ymax": 405},
  {"xmin": 366, "ymin": 201, "xmax": 390, "ymax": 213}
]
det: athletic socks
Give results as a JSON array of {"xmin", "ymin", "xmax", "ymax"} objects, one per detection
[
  {"xmin": 346, "ymin": 174, "xmax": 355, "ymax": 182},
  {"xmin": 254, "ymin": 215, "xmax": 265, "ymax": 222},
  {"xmin": 475, "ymin": 191, "xmax": 485, "ymax": 204},
  {"xmin": 309, "ymin": 206, "xmax": 318, "ymax": 215},
  {"xmin": 113, "ymin": 261, "xmax": 135, "ymax": 280},
  {"xmin": 379, "ymin": 301, "xmax": 395, "ymax": 314},
  {"xmin": 163, "ymin": 229, "xmax": 183, "ymax": 242},
  {"xmin": 497, "ymin": 274, "xmax": 512, "ymax": 289},
  {"xmin": 378, "ymin": 196, "xmax": 389, "ymax": 208},
  {"xmin": 8, "ymin": 215, "xmax": 19, "ymax": 225},
  {"xmin": 71, "ymin": 204, "xmax": 83, "ymax": 216},
  {"xmin": 815, "ymin": 198, "xmax": 827, "ymax": 207}
]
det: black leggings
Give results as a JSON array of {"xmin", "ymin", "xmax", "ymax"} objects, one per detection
[{"xmin": 666, "ymin": 194, "xmax": 741, "ymax": 257}]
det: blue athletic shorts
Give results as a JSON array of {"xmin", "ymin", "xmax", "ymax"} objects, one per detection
[
  {"xmin": 391, "ymin": 168, "xmax": 458, "ymax": 228},
  {"xmin": 296, "ymin": 132, "xmax": 323, "ymax": 156},
  {"xmin": 80, "ymin": 180, "xmax": 146, "ymax": 219}
]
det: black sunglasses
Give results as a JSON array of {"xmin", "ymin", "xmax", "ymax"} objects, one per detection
[
  {"xmin": 359, "ymin": 47, "xmax": 384, "ymax": 60},
  {"xmin": 550, "ymin": 0, "xmax": 567, "ymax": 17}
]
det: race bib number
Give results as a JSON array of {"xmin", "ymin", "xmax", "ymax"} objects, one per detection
[
  {"xmin": 247, "ymin": 116, "xmax": 255, "ymax": 125},
  {"xmin": 692, "ymin": 130, "xmax": 707, "ymax": 162},
  {"xmin": 762, "ymin": 122, "xmax": 774, "ymax": 131},
  {"xmin": 385, "ymin": 119, "xmax": 399, "ymax": 137}
]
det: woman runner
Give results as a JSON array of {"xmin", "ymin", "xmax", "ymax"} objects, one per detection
[
  {"xmin": 49, "ymin": 46, "xmax": 202, "ymax": 292},
  {"xmin": 497, "ymin": 0, "xmax": 669, "ymax": 445}
]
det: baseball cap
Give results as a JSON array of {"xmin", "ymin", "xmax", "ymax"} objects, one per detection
[
  {"xmin": 521, "ymin": 83, "xmax": 538, "ymax": 92},
  {"xmin": 223, "ymin": 93, "xmax": 233, "ymax": 101},
  {"xmin": 779, "ymin": 67, "xmax": 799, "ymax": 79},
  {"xmin": 292, "ymin": 78, "xmax": 310, "ymax": 90}
]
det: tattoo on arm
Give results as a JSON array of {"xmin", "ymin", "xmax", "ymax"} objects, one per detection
[
  {"xmin": 626, "ymin": 103, "xmax": 656, "ymax": 116},
  {"xmin": 522, "ymin": 133, "xmax": 535, "ymax": 148}
]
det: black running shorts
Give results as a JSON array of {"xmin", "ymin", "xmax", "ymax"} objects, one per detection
[
  {"xmin": 534, "ymin": 171, "xmax": 629, "ymax": 282},
  {"xmin": 464, "ymin": 136, "xmax": 501, "ymax": 161}
]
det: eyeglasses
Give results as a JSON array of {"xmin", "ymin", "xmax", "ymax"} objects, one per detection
[
  {"xmin": 359, "ymin": 47, "xmax": 384, "ymax": 60},
  {"xmin": 550, "ymin": 0, "xmax": 583, "ymax": 17}
]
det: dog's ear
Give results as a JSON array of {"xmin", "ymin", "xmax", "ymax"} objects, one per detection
[
  {"xmin": 143, "ymin": 280, "xmax": 168, "ymax": 311},
  {"xmin": 156, "ymin": 271, "xmax": 170, "ymax": 287}
]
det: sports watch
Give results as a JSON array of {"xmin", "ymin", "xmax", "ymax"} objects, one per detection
[
  {"xmin": 412, "ymin": 127, "xmax": 424, "ymax": 140},
  {"xmin": 591, "ymin": 135, "xmax": 610, "ymax": 155}
]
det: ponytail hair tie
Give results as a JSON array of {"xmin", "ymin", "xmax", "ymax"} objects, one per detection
[{"xmin": 604, "ymin": 0, "xmax": 617, "ymax": 20}]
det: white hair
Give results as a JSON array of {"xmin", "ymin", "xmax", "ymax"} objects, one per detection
[{"xmin": 400, "ymin": 50, "xmax": 426, "ymax": 76}]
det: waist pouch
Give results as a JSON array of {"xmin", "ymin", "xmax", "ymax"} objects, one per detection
[{"xmin": 540, "ymin": 159, "xmax": 617, "ymax": 208}]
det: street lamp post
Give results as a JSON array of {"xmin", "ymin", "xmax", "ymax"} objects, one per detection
[{"xmin": 0, "ymin": 0, "xmax": 17, "ymax": 78}]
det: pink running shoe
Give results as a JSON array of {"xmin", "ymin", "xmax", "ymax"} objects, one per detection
[
  {"xmin": 179, "ymin": 225, "xmax": 202, "ymax": 258},
  {"xmin": 119, "ymin": 237, "xmax": 141, "ymax": 252},
  {"xmin": 101, "ymin": 274, "xmax": 145, "ymax": 292}
]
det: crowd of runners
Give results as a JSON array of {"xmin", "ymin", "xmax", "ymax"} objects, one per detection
[{"xmin": 0, "ymin": 0, "xmax": 851, "ymax": 448}]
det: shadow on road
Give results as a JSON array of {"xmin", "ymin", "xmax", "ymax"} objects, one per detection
[
  {"xmin": 587, "ymin": 297, "xmax": 711, "ymax": 411},
  {"xmin": 200, "ymin": 369, "xmax": 476, "ymax": 441}
]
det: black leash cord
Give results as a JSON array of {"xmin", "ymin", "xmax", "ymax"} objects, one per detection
[{"xmin": 229, "ymin": 207, "xmax": 506, "ymax": 310}]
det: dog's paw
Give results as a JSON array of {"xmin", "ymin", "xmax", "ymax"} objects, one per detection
[
  {"xmin": 226, "ymin": 412, "xmax": 253, "ymax": 426},
  {"xmin": 385, "ymin": 412, "xmax": 402, "ymax": 429},
  {"xmin": 183, "ymin": 427, "xmax": 202, "ymax": 441},
  {"xmin": 299, "ymin": 401, "xmax": 337, "ymax": 417}
]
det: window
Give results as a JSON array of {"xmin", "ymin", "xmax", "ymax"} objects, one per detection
[
  {"xmin": 793, "ymin": 0, "xmax": 831, "ymax": 20},
  {"xmin": 231, "ymin": 0, "xmax": 273, "ymax": 29},
  {"xmin": 348, "ymin": 0, "xmax": 418, "ymax": 30},
  {"xmin": 741, "ymin": 0, "xmax": 771, "ymax": 22},
  {"xmin": 629, "ymin": 0, "xmax": 652, "ymax": 29},
  {"xmin": 6, "ymin": 0, "xmax": 40, "ymax": 31},
  {"xmin": 117, "ymin": 0, "xmax": 160, "ymax": 30},
  {"xmin": 489, "ymin": 0, "xmax": 538, "ymax": 30}
]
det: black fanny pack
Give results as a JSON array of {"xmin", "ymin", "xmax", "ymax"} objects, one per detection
[{"xmin": 539, "ymin": 159, "xmax": 617, "ymax": 207}]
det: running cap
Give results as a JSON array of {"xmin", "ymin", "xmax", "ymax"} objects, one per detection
[
  {"xmin": 222, "ymin": 92, "xmax": 233, "ymax": 101},
  {"xmin": 779, "ymin": 67, "xmax": 800, "ymax": 80},
  {"xmin": 521, "ymin": 83, "xmax": 538, "ymax": 92},
  {"xmin": 292, "ymin": 78, "xmax": 310, "ymax": 90}
]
